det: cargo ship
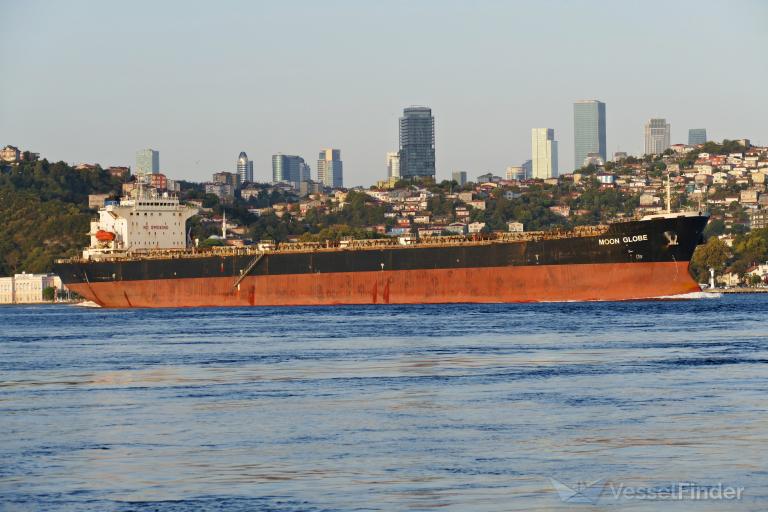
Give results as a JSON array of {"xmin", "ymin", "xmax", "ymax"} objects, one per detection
[{"xmin": 54, "ymin": 189, "xmax": 708, "ymax": 308}]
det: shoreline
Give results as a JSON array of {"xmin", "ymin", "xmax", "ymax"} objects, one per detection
[{"xmin": 705, "ymin": 287, "xmax": 768, "ymax": 294}]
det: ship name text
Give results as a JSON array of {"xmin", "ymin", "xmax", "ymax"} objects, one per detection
[{"xmin": 598, "ymin": 234, "xmax": 648, "ymax": 246}]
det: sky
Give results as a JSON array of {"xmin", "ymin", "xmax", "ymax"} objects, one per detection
[{"xmin": 1, "ymin": 0, "xmax": 766, "ymax": 187}]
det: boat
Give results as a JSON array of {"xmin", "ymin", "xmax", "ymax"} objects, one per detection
[{"xmin": 54, "ymin": 187, "xmax": 709, "ymax": 308}]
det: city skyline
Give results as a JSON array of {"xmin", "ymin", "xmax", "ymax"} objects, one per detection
[{"xmin": 1, "ymin": 1, "xmax": 766, "ymax": 186}]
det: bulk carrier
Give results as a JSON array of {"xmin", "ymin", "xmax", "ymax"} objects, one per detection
[{"xmin": 54, "ymin": 188, "xmax": 708, "ymax": 308}]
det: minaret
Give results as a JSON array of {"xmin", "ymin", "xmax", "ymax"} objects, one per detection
[{"xmin": 222, "ymin": 210, "xmax": 227, "ymax": 239}]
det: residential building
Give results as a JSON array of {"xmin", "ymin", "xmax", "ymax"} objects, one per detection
[
  {"xmin": 452, "ymin": 171, "xmax": 467, "ymax": 186},
  {"xmin": 399, "ymin": 106, "xmax": 435, "ymax": 178},
  {"xmin": 748, "ymin": 209, "xmax": 768, "ymax": 230},
  {"xmin": 644, "ymin": 119, "xmax": 671, "ymax": 155},
  {"xmin": 1, "ymin": 145, "xmax": 21, "ymax": 162},
  {"xmin": 531, "ymin": 128, "xmax": 558, "ymax": 179},
  {"xmin": 88, "ymin": 193, "xmax": 110, "ymax": 209},
  {"xmin": 135, "ymin": 148, "xmax": 159, "ymax": 175},
  {"xmin": 149, "ymin": 173, "xmax": 168, "ymax": 190},
  {"xmin": 205, "ymin": 182, "xmax": 234, "ymax": 202},
  {"xmin": 573, "ymin": 100, "xmax": 606, "ymax": 171},
  {"xmin": 688, "ymin": 128, "xmax": 707, "ymax": 145},
  {"xmin": 107, "ymin": 166, "xmax": 130, "ymax": 179},
  {"xmin": 272, "ymin": 153, "xmax": 307, "ymax": 188},
  {"xmin": 317, "ymin": 148, "xmax": 343, "ymax": 188},
  {"xmin": 387, "ymin": 152, "xmax": 401, "ymax": 179},
  {"xmin": 212, "ymin": 171, "xmax": 239, "ymax": 188},
  {"xmin": 613, "ymin": 151, "xmax": 628, "ymax": 161},
  {"xmin": 237, "ymin": 151, "xmax": 253, "ymax": 183}
]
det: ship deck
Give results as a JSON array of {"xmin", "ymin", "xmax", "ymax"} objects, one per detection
[{"xmin": 56, "ymin": 225, "xmax": 611, "ymax": 264}]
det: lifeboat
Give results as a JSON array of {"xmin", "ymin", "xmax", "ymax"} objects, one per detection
[{"xmin": 95, "ymin": 230, "xmax": 116, "ymax": 242}]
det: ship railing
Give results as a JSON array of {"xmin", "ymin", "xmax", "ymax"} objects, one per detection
[{"xmin": 54, "ymin": 224, "xmax": 615, "ymax": 264}]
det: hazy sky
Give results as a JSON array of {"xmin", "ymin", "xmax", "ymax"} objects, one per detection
[{"xmin": 1, "ymin": 0, "xmax": 766, "ymax": 186}]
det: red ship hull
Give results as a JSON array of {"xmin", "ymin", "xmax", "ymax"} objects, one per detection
[{"xmin": 66, "ymin": 261, "xmax": 701, "ymax": 308}]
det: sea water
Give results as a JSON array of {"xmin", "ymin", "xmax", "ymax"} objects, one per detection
[{"xmin": 1, "ymin": 295, "xmax": 767, "ymax": 511}]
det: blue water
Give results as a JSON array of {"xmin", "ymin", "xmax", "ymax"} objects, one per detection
[{"xmin": 1, "ymin": 295, "xmax": 767, "ymax": 511}]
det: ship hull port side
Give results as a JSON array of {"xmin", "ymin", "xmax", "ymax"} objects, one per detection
[{"xmin": 55, "ymin": 215, "xmax": 708, "ymax": 307}]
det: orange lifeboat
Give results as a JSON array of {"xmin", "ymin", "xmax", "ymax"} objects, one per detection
[{"xmin": 95, "ymin": 230, "xmax": 116, "ymax": 242}]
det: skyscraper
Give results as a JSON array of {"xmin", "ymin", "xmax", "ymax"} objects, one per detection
[
  {"xmin": 399, "ymin": 106, "xmax": 435, "ymax": 178},
  {"xmin": 644, "ymin": 118, "xmax": 671, "ymax": 155},
  {"xmin": 531, "ymin": 129, "xmax": 558, "ymax": 179},
  {"xmin": 272, "ymin": 153, "xmax": 307, "ymax": 188},
  {"xmin": 573, "ymin": 100, "xmax": 606, "ymax": 170},
  {"xmin": 237, "ymin": 151, "xmax": 253, "ymax": 184},
  {"xmin": 135, "ymin": 148, "xmax": 159, "ymax": 175},
  {"xmin": 688, "ymin": 128, "xmax": 707, "ymax": 146},
  {"xmin": 317, "ymin": 149, "xmax": 343, "ymax": 188},
  {"xmin": 386, "ymin": 152, "xmax": 400, "ymax": 179},
  {"xmin": 521, "ymin": 160, "xmax": 532, "ymax": 179}
]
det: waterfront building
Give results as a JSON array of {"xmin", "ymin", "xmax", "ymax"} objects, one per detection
[
  {"xmin": 272, "ymin": 153, "xmax": 307, "ymax": 188},
  {"xmin": 452, "ymin": 171, "xmax": 467, "ymax": 186},
  {"xmin": 399, "ymin": 106, "xmax": 435, "ymax": 178},
  {"xmin": 387, "ymin": 152, "xmax": 401, "ymax": 179},
  {"xmin": 317, "ymin": 149, "xmax": 343, "ymax": 188},
  {"xmin": 237, "ymin": 152, "xmax": 253, "ymax": 183},
  {"xmin": 644, "ymin": 119, "xmax": 671, "ymax": 155},
  {"xmin": 0, "ymin": 273, "xmax": 62, "ymax": 304},
  {"xmin": 531, "ymin": 128, "xmax": 558, "ymax": 179},
  {"xmin": 573, "ymin": 100, "xmax": 606, "ymax": 171},
  {"xmin": 689, "ymin": 128, "xmax": 707, "ymax": 146},
  {"xmin": 135, "ymin": 148, "xmax": 159, "ymax": 175}
]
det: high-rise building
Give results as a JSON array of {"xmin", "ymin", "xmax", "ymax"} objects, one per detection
[
  {"xmin": 135, "ymin": 148, "xmax": 159, "ymax": 175},
  {"xmin": 386, "ymin": 152, "xmax": 401, "ymax": 179},
  {"xmin": 531, "ymin": 129, "xmax": 558, "ymax": 179},
  {"xmin": 573, "ymin": 100, "xmax": 606, "ymax": 170},
  {"xmin": 237, "ymin": 151, "xmax": 253, "ymax": 184},
  {"xmin": 688, "ymin": 128, "xmax": 707, "ymax": 146},
  {"xmin": 644, "ymin": 118, "xmax": 671, "ymax": 155},
  {"xmin": 505, "ymin": 166, "xmax": 525, "ymax": 181},
  {"xmin": 317, "ymin": 149, "xmax": 343, "ymax": 188},
  {"xmin": 399, "ymin": 106, "xmax": 435, "ymax": 178},
  {"xmin": 452, "ymin": 171, "xmax": 467, "ymax": 186},
  {"xmin": 272, "ymin": 153, "xmax": 307, "ymax": 188},
  {"xmin": 521, "ymin": 160, "xmax": 532, "ymax": 179}
]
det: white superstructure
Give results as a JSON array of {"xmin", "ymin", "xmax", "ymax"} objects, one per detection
[{"xmin": 85, "ymin": 187, "xmax": 198, "ymax": 259}]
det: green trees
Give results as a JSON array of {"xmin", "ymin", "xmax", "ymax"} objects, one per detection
[
  {"xmin": 0, "ymin": 188, "xmax": 90, "ymax": 276},
  {"xmin": 690, "ymin": 237, "xmax": 730, "ymax": 282}
]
